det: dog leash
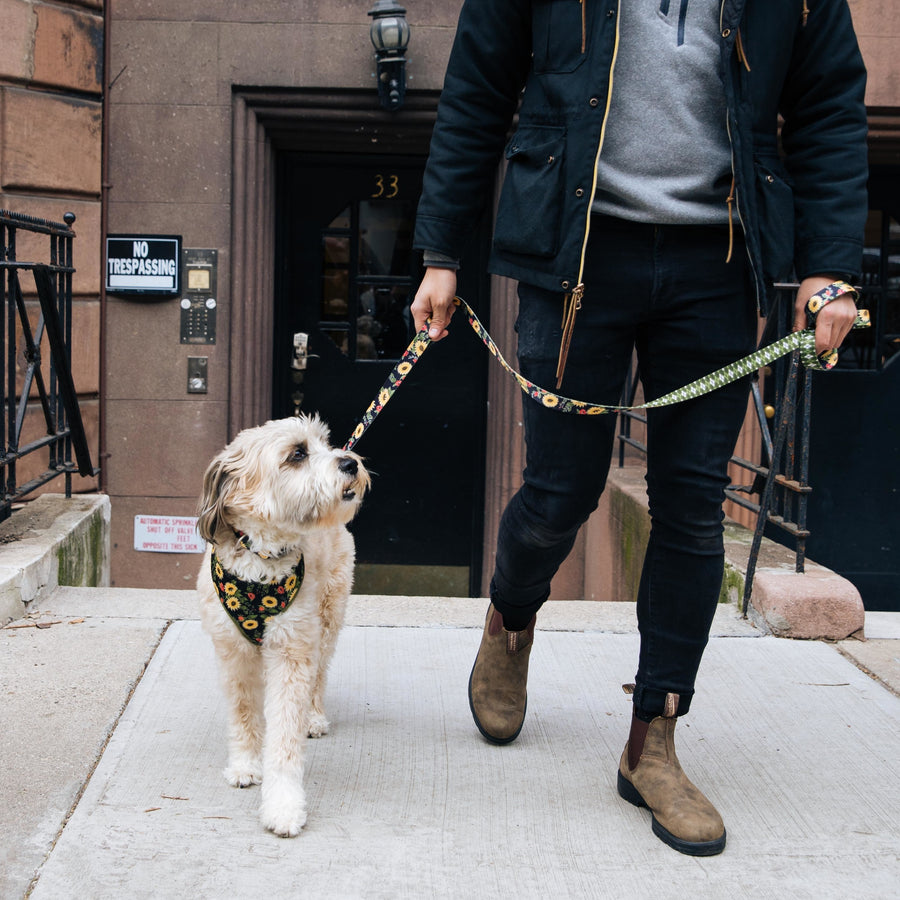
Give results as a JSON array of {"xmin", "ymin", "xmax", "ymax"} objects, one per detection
[{"xmin": 344, "ymin": 281, "xmax": 868, "ymax": 452}]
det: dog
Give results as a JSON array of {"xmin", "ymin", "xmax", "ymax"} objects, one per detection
[{"xmin": 196, "ymin": 415, "xmax": 370, "ymax": 837}]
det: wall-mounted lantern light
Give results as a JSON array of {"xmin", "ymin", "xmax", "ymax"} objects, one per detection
[{"xmin": 368, "ymin": 0, "xmax": 410, "ymax": 112}]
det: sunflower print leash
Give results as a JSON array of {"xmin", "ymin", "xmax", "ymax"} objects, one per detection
[{"xmin": 344, "ymin": 281, "xmax": 868, "ymax": 452}]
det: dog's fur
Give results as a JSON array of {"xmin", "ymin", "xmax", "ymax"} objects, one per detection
[{"xmin": 196, "ymin": 415, "xmax": 369, "ymax": 837}]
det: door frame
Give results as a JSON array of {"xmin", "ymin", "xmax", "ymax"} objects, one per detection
[{"xmin": 229, "ymin": 89, "xmax": 442, "ymax": 436}]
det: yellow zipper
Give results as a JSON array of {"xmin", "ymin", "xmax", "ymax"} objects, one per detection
[{"xmin": 556, "ymin": 0, "xmax": 621, "ymax": 388}]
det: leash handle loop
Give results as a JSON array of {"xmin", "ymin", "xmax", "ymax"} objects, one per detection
[{"xmin": 801, "ymin": 280, "xmax": 864, "ymax": 371}]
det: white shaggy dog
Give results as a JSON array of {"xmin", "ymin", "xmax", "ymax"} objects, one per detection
[{"xmin": 196, "ymin": 415, "xmax": 370, "ymax": 837}]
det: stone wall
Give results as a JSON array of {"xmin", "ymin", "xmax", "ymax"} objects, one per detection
[
  {"xmin": 0, "ymin": 0, "xmax": 103, "ymax": 495},
  {"xmin": 102, "ymin": 1, "xmax": 463, "ymax": 588}
]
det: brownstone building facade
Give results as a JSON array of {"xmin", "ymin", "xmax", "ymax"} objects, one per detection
[
  {"xmin": 1, "ymin": 1, "xmax": 898, "ymax": 596},
  {"xmin": 0, "ymin": 0, "xmax": 102, "ymax": 497}
]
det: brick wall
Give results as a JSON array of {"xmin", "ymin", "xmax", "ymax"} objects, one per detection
[{"xmin": 0, "ymin": 0, "xmax": 104, "ymax": 495}]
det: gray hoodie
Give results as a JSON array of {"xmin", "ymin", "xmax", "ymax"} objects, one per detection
[{"xmin": 592, "ymin": 0, "xmax": 733, "ymax": 224}]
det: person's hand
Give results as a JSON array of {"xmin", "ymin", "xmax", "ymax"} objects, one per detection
[
  {"xmin": 792, "ymin": 275, "xmax": 858, "ymax": 355},
  {"xmin": 411, "ymin": 267, "xmax": 458, "ymax": 341}
]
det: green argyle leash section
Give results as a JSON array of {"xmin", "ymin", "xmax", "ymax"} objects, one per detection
[{"xmin": 344, "ymin": 281, "xmax": 868, "ymax": 452}]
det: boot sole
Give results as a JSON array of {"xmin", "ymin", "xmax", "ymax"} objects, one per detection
[
  {"xmin": 616, "ymin": 770, "xmax": 726, "ymax": 857},
  {"xmin": 467, "ymin": 665, "xmax": 526, "ymax": 746}
]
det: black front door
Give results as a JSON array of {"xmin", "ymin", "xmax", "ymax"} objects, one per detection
[{"xmin": 275, "ymin": 153, "xmax": 490, "ymax": 596}]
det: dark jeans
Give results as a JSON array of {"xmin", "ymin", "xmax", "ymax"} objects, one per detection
[{"xmin": 490, "ymin": 215, "xmax": 758, "ymax": 720}]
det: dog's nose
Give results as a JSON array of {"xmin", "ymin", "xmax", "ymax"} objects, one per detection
[{"xmin": 338, "ymin": 457, "xmax": 358, "ymax": 476}]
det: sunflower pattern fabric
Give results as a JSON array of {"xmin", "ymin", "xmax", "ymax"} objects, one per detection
[
  {"xmin": 344, "ymin": 333, "xmax": 430, "ymax": 451},
  {"xmin": 212, "ymin": 551, "xmax": 305, "ymax": 645},
  {"xmin": 343, "ymin": 282, "xmax": 866, "ymax": 450}
]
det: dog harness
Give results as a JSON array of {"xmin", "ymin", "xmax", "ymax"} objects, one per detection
[{"xmin": 212, "ymin": 550, "xmax": 305, "ymax": 645}]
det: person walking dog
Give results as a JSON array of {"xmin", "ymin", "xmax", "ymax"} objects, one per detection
[{"xmin": 412, "ymin": 0, "xmax": 868, "ymax": 856}]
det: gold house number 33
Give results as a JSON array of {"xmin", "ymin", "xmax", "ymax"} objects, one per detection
[{"xmin": 371, "ymin": 174, "xmax": 400, "ymax": 199}]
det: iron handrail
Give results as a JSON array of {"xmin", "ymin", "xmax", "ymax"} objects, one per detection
[{"xmin": 0, "ymin": 209, "xmax": 97, "ymax": 522}]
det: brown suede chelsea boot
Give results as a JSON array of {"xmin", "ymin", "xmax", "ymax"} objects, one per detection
[
  {"xmin": 617, "ymin": 696, "xmax": 726, "ymax": 856},
  {"xmin": 467, "ymin": 603, "xmax": 535, "ymax": 745}
]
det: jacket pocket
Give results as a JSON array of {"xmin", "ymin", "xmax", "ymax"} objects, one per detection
[
  {"xmin": 494, "ymin": 126, "xmax": 566, "ymax": 259},
  {"xmin": 754, "ymin": 158, "xmax": 795, "ymax": 283},
  {"xmin": 532, "ymin": 0, "xmax": 589, "ymax": 75}
]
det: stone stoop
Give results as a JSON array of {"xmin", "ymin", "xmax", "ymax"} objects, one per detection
[
  {"xmin": 0, "ymin": 493, "xmax": 110, "ymax": 625},
  {"xmin": 587, "ymin": 466, "xmax": 865, "ymax": 641}
]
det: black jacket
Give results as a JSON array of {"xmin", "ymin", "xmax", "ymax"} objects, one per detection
[{"xmin": 413, "ymin": 0, "xmax": 869, "ymax": 314}]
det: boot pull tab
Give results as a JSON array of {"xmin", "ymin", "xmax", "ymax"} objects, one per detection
[{"xmin": 664, "ymin": 692, "xmax": 680, "ymax": 718}]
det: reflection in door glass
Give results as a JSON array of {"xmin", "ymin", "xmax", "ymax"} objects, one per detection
[
  {"xmin": 321, "ymin": 235, "xmax": 349, "ymax": 320},
  {"xmin": 359, "ymin": 202, "xmax": 411, "ymax": 276},
  {"xmin": 357, "ymin": 284, "xmax": 412, "ymax": 359},
  {"xmin": 316, "ymin": 197, "xmax": 418, "ymax": 361},
  {"xmin": 321, "ymin": 328, "xmax": 349, "ymax": 356},
  {"xmin": 357, "ymin": 200, "xmax": 415, "ymax": 360},
  {"xmin": 329, "ymin": 207, "xmax": 351, "ymax": 230}
]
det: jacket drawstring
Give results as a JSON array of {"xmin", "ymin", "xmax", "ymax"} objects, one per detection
[
  {"xmin": 580, "ymin": 0, "xmax": 587, "ymax": 54},
  {"xmin": 735, "ymin": 28, "xmax": 751, "ymax": 71},
  {"xmin": 727, "ymin": 29, "xmax": 748, "ymax": 263},
  {"xmin": 556, "ymin": 283, "xmax": 585, "ymax": 388},
  {"xmin": 802, "ymin": 1, "xmax": 809, "ymax": 26},
  {"xmin": 725, "ymin": 176, "xmax": 736, "ymax": 264}
]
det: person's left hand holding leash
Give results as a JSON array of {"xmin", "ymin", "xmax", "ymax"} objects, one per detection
[{"xmin": 412, "ymin": 266, "xmax": 458, "ymax": 341}]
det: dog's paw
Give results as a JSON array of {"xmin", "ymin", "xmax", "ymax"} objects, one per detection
[
  {"xmin": 223, "ymin": 759, "xmax": 263, "ymax": 788},
  {"xmin": 260, "ymin": 790, "xmax": 308, "ymax": 838},
  {"xmin": 307, "ymin": 712, "xmax": 330, "ymax": 738},
  {"xmin": 262, "ymin": 807, "xmax": 308, "ymax": 838}
]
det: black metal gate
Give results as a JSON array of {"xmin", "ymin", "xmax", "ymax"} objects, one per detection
[{"xmin": 0, "ymin": 210, "xmax": 96, "ymax": 521}]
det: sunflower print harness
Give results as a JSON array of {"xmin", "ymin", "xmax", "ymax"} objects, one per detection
[{"xmin": 212, "ymin": 550, "xmax": 305, "ymax": 645}]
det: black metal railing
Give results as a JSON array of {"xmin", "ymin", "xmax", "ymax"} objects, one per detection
[{"xmin": 0, "ymin": 209, "xmax": 96, "ymax": 522}]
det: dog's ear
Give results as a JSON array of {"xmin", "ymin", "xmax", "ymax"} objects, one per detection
[{"xmin": 197, "ymin": 455, "xmax": 233, "ymax": 543}]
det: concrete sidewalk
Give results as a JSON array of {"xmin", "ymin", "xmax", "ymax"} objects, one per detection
[{"xmin": 2, "ymin": 589, "xmax": 899, "ymax": 899}]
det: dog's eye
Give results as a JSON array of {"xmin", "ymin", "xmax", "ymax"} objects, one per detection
[{"xmin": 289, "ymin": 444, "xmax": 308, "ymax": 464}]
